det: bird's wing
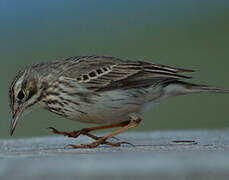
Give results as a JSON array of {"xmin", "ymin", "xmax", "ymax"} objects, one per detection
[{"xmin": 59, "ymin": 56, "xmax": 194, "ymax": 91}]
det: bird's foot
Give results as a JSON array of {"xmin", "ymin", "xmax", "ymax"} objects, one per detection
[
  {"xmin": 47, "ymin": 127, "xmax": 119, "ymax": 140},
  {"xmin": 47, "ymin": 127, "xmax": 89, "ymax": 138},
  {"xmin": 67, "ymin": 137, "xmax": 134, "ymax": 149}
]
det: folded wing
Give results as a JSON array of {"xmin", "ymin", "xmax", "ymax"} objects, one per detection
[{"xmin": 60, "ymin": 56, "xmax": 195, "ymax": 91}]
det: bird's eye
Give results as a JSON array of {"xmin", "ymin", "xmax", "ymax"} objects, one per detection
[{"xmin": 17, "ymin": 90, "xmax": 25, "ymax": 100}]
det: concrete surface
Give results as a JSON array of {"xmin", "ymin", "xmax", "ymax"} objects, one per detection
[{"xmin": 0, "ymin": 130, "xmax": 229, "ymax": 180}]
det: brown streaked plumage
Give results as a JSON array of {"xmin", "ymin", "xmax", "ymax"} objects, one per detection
[{"xmin": 8, "ymin": 55, "xmax": 229, "ymax": 148}]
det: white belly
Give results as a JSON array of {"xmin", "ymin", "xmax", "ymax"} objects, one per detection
[{"xmin": 66, "ymin": 87, "xmax": 163, "ymax": 124}]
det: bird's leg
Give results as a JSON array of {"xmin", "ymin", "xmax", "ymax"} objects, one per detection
[
  {"xmin": 48, "ymin": 127, "xmax": 89, "ymax": 138},
  {"xmin": 83, "ymin": 132, "xmax": 133, "ymax": 147},
  {"xmin": 48, "ymin": 120, "xmax": 130, "ymax": 139},
  {"xmin": 69, "ymin": 114, "xmax": 142, "ymax": 149}
]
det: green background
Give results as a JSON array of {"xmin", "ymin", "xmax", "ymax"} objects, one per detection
[{"xmin": 0, "ymin": 0, "xmax": 229, "ymax": 138}]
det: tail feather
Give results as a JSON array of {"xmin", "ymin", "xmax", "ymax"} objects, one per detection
[
  {"xmin": 189, "ymin": 84, "xmax": 229, "ymax": 94},
  {"xmin": 164, "ymin": 81, "xmax": 229, "ymax": 97}
]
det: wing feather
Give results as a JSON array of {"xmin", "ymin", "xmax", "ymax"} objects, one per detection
[{"xmin": 59, "ymin": 56, "xmax": 194, "ymax": 91}]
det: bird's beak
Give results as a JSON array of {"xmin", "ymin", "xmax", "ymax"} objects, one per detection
[{"xmin": 10, "ymin": 108, "xmax": 22, "ymax": 136}]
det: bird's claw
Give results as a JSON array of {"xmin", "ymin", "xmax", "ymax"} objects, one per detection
[{"xmin": 47, "ymin": 127, "xmax": 81, "ymax": 138}]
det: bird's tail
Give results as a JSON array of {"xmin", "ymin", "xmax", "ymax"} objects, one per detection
[{"xmin": 164, "ymin": 81, "xmax": 229, "ymax": 97}]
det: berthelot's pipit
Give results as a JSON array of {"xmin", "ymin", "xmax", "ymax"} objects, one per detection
[{"xmin": 9, "ymin": 56, "xmax": 229, "ymax": 148}]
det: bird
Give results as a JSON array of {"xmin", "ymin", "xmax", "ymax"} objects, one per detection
[{"xmin": 9, "ymin": 55, "xmax": 229, "ymax": 148}]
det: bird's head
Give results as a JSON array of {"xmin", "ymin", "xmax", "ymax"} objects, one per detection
[{"xmin": 8, "ymin": 68, "xmax": 43, "ymax": 135}]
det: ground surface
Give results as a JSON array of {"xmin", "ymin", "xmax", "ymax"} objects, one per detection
[{"xmin": 0, "ymin": 130, "xmax": 229, "ymax": 180}]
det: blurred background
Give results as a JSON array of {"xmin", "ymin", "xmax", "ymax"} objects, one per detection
[{"xmin": 0, "ymin": 0, "xmax": 229, "ymax": 138}]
